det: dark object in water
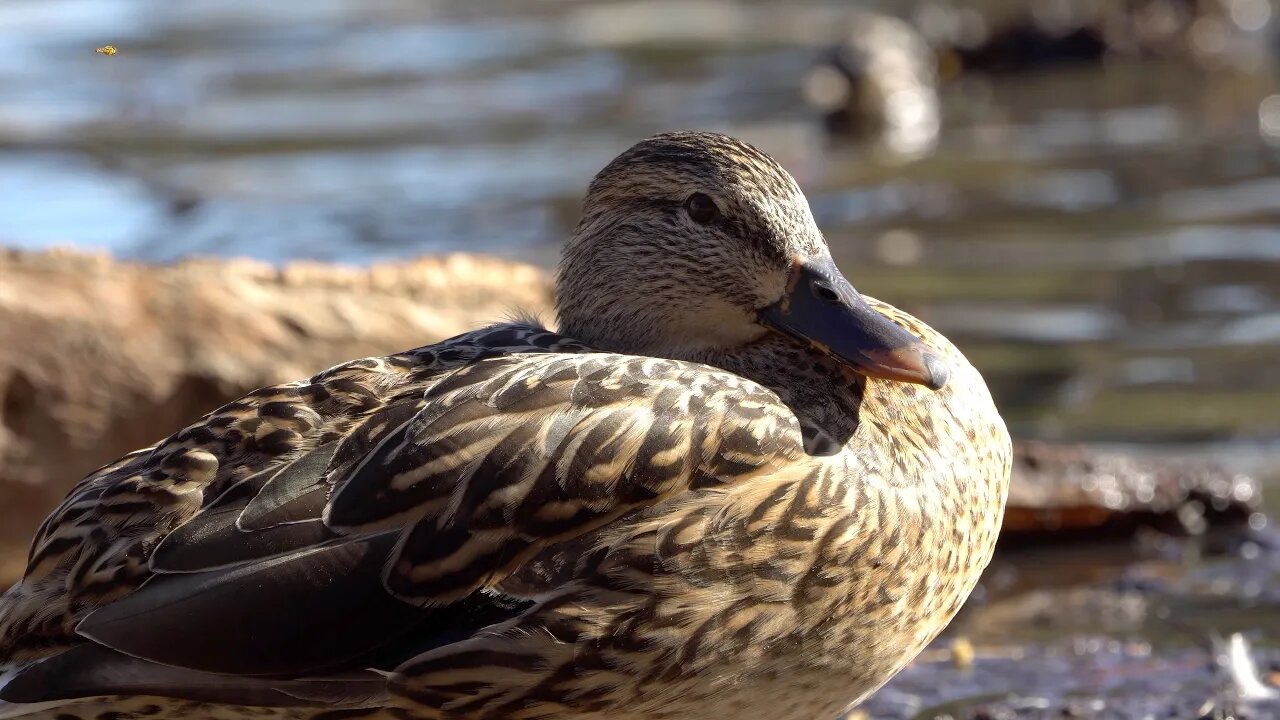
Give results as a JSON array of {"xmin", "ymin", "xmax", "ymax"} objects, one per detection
[
  {"xmin": 950, "ymin": 23, "xmax": 1109, "ymax": 74},
  {"xmin": 1003, "ymin": 440, "xmax": 1260, "ymax": 542},
  {"xmin": 930, "ymin": 0, "xmax": 1270, "ymax": 75}
]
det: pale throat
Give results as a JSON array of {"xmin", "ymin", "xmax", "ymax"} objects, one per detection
[{"xmin": 650, "ymin": 299, "xmax": 769, "ymax": 356}]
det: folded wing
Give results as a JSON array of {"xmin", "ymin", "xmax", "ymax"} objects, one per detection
[{"xmin": 15, "ymin": 351, "xmax": 804, "ymax": 702}]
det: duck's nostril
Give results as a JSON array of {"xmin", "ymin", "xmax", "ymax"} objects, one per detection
[{"xmin": 812, "ymin": 282, "xmax": 841, "ymax": 304}]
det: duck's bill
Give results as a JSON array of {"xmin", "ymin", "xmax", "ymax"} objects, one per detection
[{"xmin": 758, "ymin": 256, "xmax": 950, "ymax": 391}]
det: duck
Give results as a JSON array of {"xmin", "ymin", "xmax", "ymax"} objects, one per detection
[
  {"xmin": 805, "ymin": 10, "xmax": 941, "ymax": 156},
  {"xmin": 0, "ymin": 132, "xmax": 1010, "ymax": 720}
]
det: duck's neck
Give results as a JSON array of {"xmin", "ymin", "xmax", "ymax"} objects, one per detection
[{"xmin": 690, "ymin": 335, "xmax": 865, "ymax": 455}]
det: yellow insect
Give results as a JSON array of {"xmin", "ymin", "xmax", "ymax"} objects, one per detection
[{"xmin": 96, "ymin": 45, "xmax": 118, "ymax": 56}]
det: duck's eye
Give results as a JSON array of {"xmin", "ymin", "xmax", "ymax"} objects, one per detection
[{"xmin": 684, "ymin": 193, "xmax": 721, "ymax": 225}]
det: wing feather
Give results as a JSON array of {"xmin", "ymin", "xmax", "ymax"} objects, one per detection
[
  {"xmin": 0, "ymin": 643, "xmax": 389, "ymax": 708},
  {"xmin": 236, "ymin": 441, "xmax": 340, "ymax": 530},
  {"xmin": 325, "ymin": 352, "xmax": 805, "ymax": 604},
  {"xmin": 78, "ymin": 532, "xmax": 421, "ymax": 677}
]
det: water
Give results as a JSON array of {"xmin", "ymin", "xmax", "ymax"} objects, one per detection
[
  {"xmin": 2, "ymin": 0, "xmax": 1277, "ymax": 448},
  {"xmin": 2, "ymin": 0, "xmax": 1280, "ymax": 711}
]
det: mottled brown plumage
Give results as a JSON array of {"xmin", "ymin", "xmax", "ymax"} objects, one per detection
[{"xmin": 0, "ymin": 132, "xmax": 1010, "ymax": 720}]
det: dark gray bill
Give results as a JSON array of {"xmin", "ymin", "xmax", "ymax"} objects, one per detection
[{"xmin": 758, "ymin": 256, "xmax": 949, "ymax": 390}]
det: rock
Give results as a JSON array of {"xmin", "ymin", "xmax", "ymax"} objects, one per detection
[
  {"xmin": 1003, "ymin": 440, "xmax": 1261, "ymax": 542},
  {"xmin": 0, "ymin": 247, "xmax": 552, "ymax": 581},
  {"xmin": 0, "ymin": 249, "xmax": 1262, "ymax": 583}
]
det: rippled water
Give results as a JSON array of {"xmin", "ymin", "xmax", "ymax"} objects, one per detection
[{"xmin": 4, "ymin": 0, "xmax": 1278, "ymax": 451}]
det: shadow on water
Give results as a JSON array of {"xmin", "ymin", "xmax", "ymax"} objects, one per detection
[{"xmin": 1, "ymin": 0, "xmax": 1279, "ymax": 716}]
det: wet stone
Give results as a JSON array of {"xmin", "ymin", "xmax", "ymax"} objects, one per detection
[{"xmin": 1003, "ymin": 440, "xmax": 1261, "ymax": 542}]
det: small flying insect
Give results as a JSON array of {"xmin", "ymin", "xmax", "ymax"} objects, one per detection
[{"xmin": 96, "ymin": 45, "xmax": 118, "ymax": 56}]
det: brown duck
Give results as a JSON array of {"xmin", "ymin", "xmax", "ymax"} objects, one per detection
[{"xmin": 0, "ymin": 132, "xmax": 1010, "ymax": 720}]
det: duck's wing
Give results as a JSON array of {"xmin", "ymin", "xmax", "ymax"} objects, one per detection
[
  {"xmin": 325, "ymin": 352, "xmax": 807, "ymax": 604},
  {"xmin": 0, "ymin": 322, "xmax": 580, "ymax": 703},
  {"xmin": 0, "ymin": 345, "xmax": 806, "ymax": 708}
]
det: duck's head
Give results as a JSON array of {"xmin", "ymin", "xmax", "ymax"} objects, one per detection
[{"xmin": 556, "ymin": 131, "xmax": 948, "ymax": 390}]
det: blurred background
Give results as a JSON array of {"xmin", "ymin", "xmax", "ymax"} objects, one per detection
[{"xmin": 2, "ymin": 0, "xmax": 1280, "ymax": 717}]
